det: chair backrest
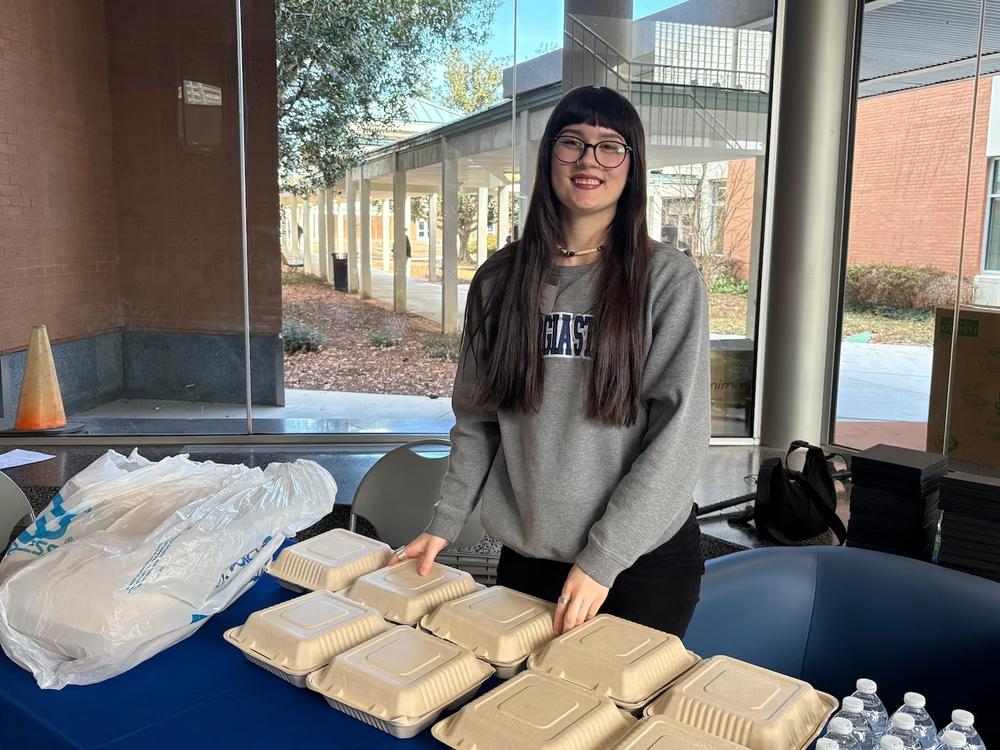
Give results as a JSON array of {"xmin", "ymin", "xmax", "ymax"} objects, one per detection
[
  {"xmin": 0, "ymin": 471, "xmax": 33, "ymax": 553},
  {"xmin": 686, "ymin": 546, "xmax": 1000, "ymax": 740},
  {"xmin": 349, "ymin": 440, "xmax": 485, "ymax": 550}
]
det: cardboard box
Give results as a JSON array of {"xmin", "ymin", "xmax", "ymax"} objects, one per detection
[{"xmin": 927, "ymin": 305, "xmax": 1000, "ymax": 469}]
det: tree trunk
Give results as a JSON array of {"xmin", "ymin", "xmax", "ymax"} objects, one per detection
[{"xmin": 458, "ymin": 230, "xmax": 474, "ymax": 264}]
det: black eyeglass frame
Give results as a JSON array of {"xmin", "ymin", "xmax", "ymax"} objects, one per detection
[{"xmin": 551, "ymin": 136, "xmax": 633, "ymax": 168}]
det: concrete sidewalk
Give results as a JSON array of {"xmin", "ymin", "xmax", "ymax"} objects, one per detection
[{"xmin": 369, "ymin": 270, "xmax": 470, "ymax": 330}]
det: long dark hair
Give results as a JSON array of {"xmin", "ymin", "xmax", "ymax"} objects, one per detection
[{"xmin": 463, "ymin": 86, "xmax": 650, "ymax": 426}]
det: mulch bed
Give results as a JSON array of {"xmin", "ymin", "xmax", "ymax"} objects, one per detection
[{"xmin": 282, "ymin": 279, "xmax": 457, "ymax": 397}]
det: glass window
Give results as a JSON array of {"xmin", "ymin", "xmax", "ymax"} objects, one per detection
[
  {"xmin": 2, "ymin": 0, "xmax": 773, "ymax": 442},
  {"xmin": 833, "ymin": 0, "xmax": 989, "ymax": 458},
  {"xmin": 984, "ymin": 159, "xmax": 1000, "ymax": 273},
  {"xmin": 0, "ymin": 2, "xmax": 249, "ymax": 437}
]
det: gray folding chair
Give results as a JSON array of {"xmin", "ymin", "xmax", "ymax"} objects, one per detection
[
  {"xmin": 0, "ymin": 471, "xmax": 34, "ymax": 554},
  {"xmin": 348, "ymin": 439, "xmax": 498, "ymax": 582}
]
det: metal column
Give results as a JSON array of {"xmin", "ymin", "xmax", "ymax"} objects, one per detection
[{"xmin": 759, "ymin": 0, "xmax": 862, "ymax": 447}]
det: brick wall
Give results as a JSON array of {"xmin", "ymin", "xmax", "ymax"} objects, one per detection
[
  {"xmin": 722, "ymin": 157, "xmax": 757, "ymax": 278},
  {"xmin": 107, "ymin": 0, "xmax": 281, "ymax": 336},
  {"xmin": 848, "ymin": 78, "xmax": 990, "ymax": 278},
  {"xmin": 720, "ymin": 80, "xmax": 990, "ymax": 280},
  {"xmin": 0, "ymin": 0, "xmax": 120, "ymax": 353},
  {"xmin": 0, "ymin": 0, "xmax": 280, "ymax": 357}
]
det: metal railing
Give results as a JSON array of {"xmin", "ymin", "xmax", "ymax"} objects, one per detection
[{"xmin": 562, "ymin": 14, "xmax": 770, "ymax": 153}]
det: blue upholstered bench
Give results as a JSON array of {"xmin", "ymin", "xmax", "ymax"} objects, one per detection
[{"xmin": 685, "ymin": 546, "xmax": 1000, "ymax": 742}]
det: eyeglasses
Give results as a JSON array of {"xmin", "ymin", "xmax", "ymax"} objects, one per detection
[{"xmin": 552, "ymin": 135, "xmax": 632, "ymax": 168}]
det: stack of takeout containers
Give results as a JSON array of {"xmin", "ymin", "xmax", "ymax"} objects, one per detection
[
  {"xmin": 420, "ymin": 585, "xmax": 555, "ymax": 678},
  {"xmin": 345, "ymin": 558, "xmax": 481, "ymax": 626},
  {"xmin": 265, "ymin": 528, "xmax": 393, "ymax": 593},
  {"xmin": 643, "ymin": 655, "xmax": 837, "ymax": 750},
  {"xmin": 612, "ymin": 716, "xmax": 752, "ymax": 750},
  {"xmin": 938, "ymin": 470, "xmax": 1000, "ymax": 581},
  {"xmin": 526, "ymin": 614, "xmax": 700, "ymax": 714},
  {"xmin": 846, "ymin": 444, "xmax": 948, "ymax": 560},
  {"xmin": 224, "ymin": 590, "xmax": 389, "ymax": 687},
  {"xmin": 432, "ymin": 670, "xmax": 636, "ymax": 749},
  {"xmin": 307, "ymin": 625, "xmax": 494, "ymax": 738}
]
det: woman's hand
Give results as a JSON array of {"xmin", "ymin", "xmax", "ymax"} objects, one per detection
[
  {"xmin": 553, "ymin": 565, "xmax": 609, "ymax": 635},
  {"xmin": 384, "ymin": 532, "xmax": 450, "ymax": 576}
]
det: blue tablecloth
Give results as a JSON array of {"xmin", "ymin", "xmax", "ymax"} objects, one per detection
[{"xmin": 0, "ymin": 572, "xmax": 473, "ymax": 749}]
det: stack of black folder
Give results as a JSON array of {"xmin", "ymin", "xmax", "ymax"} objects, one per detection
[
  {"xmin": 939, "ymin": 472, "xmax": 1000, "ymax": 581},
  {"xmin": 847, "ymin": 444, "xmax": 948, "ymax": 560}
]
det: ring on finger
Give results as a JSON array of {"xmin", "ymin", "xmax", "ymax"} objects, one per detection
[
  {"xmin": 557, "ymin": 595, "xmax": 570, "ymax": 605},
  {"xmin": 393, "ymin": 546, "xmax": 408, "ymax": 560}
]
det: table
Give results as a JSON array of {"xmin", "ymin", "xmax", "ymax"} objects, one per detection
[{"xmin": 0, "ymin": 572, "xmax": 476, "ymax": 749}]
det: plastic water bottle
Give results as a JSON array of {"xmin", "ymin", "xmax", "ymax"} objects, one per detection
[
  {"xmin": 853, "ymin": 679, "xmax": 890, "ymax": 737},
  {"xmin": 935, "ymin": 730, "xmax": 971, "ymax": 750},
  {"xmin": 818, "ymin": 740, "xmax": 842, "ymax": 750},
  {"xmin": 938, "ymin": 711, "xmax": 985, "ymax": 750},
  {"xmin": 834, "ymin": 696, "xmax": 878, "ymax": 750},
  {"xmin": 891, "ymin": 693, "xmax": 937, "ymax": 749},
  {"xmin": 882, "ymin": 738, "xmax": 905, "ymax": 750},
  {"xmin": 886, "ymin": 713, "xmax": 922, "ymax": 750},
  {"xmin": 826, "ymin": 717, "xmax": 862, "ymax": 749}
]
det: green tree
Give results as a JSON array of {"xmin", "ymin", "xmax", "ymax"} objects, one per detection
[
  {"xmin": 277, "ymin": 0, "xmax": 497, "ymax": 193},
  {"xmin": 438, "ymin": 48, "xmax": 504, "ymax": 114}
]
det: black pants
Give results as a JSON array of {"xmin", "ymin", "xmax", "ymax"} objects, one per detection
[{"xmin": 495, "ymin": 507, "xmax": 704, "ymax": 637}]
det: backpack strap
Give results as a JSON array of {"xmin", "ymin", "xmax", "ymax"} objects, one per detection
[{"xmin": 787, "ymin": 466, "xmax": 848, "ymax": 545}]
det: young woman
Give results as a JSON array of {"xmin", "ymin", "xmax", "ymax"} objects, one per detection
[{"xmin": 391, "ymin": 85, "xmax": 711, "ymax": 637}]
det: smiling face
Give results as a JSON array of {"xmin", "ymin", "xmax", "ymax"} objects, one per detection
[{"xmin": 549, "ymin": 122, "xmax": 631, "ymax": 225}]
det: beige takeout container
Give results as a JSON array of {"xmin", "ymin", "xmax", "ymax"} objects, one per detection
[
  {"xmin": 265, "ymin": 528, "xmax": 392, "ymax": 593},
  {"xmin": 526, "ymin": 613, "xmax": 700, "ymax": 712},
  {"xmin": 306, "ymin": 624, "xmax": 494, "ymax": 738},
  {"xmin": 613, "ymin": 716, "xmax": 751, "ymax": 750},
  {"xmin": 420, "ymin": 585, "xmax": 555, "ymax": 679},
  {"xmin": 433, "ymin": 669, "xmax": 635, "ymax": 750},
  {"xmin": 223, "ymin": 590, "xmax": 390, "ymax": 687},
  {"xmin": 346, "ymin": 558, "xmax": 480, "ymax": 626},
  {"xmin": 642, "ymin": 655, "xmax": 837, "ymax": 750}
]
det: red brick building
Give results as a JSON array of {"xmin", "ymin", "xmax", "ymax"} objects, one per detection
[
  {"xmin": 724, "ymin": 77, "xmax": 996, "ymax": 284},
  {"xmin": 0, "ymin": 0, "xmax": 283, "ymax": 419}
]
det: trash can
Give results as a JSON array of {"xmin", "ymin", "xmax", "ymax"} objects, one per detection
[{"xmin": 332, "ymin": 254, "xmax": 348, "ymax": 292}]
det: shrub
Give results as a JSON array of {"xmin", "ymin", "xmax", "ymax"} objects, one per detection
[
  {"xmin": 282, "ymin": 319, "xmax": 321, "ymax": 353},
  {"xmin": 695, "ymin": 254, "xmax": 747, "ymax": 293},
  {"xmin": 369, "ymin": 325, "xmax": 402, "ymax": 348},
  {"xmin": 710, "ymin": 273, "xmax": 749, "ymax": 294},
  {"xmin": 423, "ymin": 333, "xmax": 462, "ymax": 362},
  {"xmin": 844, "ymin": 264, "xmax": 973, "ymax": 310},
  {"xmin": 281, "ymin": 271, "xmax": 324, "ymax": 285}
]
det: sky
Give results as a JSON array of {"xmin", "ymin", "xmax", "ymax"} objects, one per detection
[{"xmin": 482, "ymin": 0, "xmax": 689, "ymax": 61}]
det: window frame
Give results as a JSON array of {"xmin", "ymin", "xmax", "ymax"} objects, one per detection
[{"xmin": 983, "ymin": 157, "xmax": 1000, "ymax": 274}]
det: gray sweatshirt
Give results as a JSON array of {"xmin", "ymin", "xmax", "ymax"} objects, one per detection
[{"xmin": 425, "ymin": 241, "xmax": 711, "ymax": 588}]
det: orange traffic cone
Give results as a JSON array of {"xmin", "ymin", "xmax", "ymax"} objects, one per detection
[{"xmin": 10, "ymin": 325, "xmax": 82, "ymax": 434}]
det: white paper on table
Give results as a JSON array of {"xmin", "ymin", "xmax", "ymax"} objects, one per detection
[{"xmin": 0, "ymin": 450, "xmax": 56, "ymax": 470}]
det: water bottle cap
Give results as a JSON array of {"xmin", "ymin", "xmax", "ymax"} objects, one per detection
[
  {"xmin": 943, "ymin": 729, "xmax": 969, "ymax": 748},
  {"xmin": 903, "ymin": 692, "xmax": 926, "ymax": 709},
  {"xmin": 880, "ymin": 737, "xmax": 905, "ymax": 750},
  {"xmin": 816, "ymin": 739, "xmax": 840, "ymax": 750},
  {"xmin": 856, "ymin": 678, "xmax": 878, "ymax": 694},
  {"xmin": 952, "ymin": 709, "xmax": 975, "ymax": 727},
  {"xmin": 892, "ymin": 713, "xmax": 916, "ymax": 731},
  {"xmin": 829, "ymin": 718, "xmax": 853, "ymax": 736},
  {"xmin": 842, "ymin": 696, "xmax": 864, "ymax": 713}
]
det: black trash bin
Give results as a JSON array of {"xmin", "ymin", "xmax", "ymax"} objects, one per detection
[{"xmin": 331, "ymin": 254, "xmax": 348, "ymax": 292}]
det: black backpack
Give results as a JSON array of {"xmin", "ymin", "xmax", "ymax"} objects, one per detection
[
  {"xmin": 698, "ymin": 440, "xmax": 849, "ymax": 545},
  {"xmin": 752, "ymin": 441, "xmax": 848, "ymax": 545}
]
